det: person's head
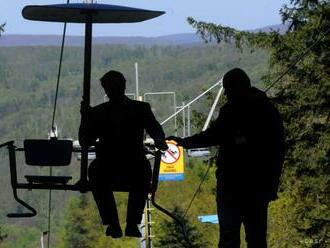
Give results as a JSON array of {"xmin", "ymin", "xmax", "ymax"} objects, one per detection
[
  {"xmin": 223, "ymin": 68, "xmax": 251, "ymax": 103},
  {"xmin": 100, "ymin": 70, "xmax": 126, "ymax": 102}
]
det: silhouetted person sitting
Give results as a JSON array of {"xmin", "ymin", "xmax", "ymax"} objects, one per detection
[
  {"xmin": 79, "ymin": 70, "xmax": 167, "ymax": 238},
  {"xmin": 169, "ymin": 68, "xmax": 285, "ymax": 248}
]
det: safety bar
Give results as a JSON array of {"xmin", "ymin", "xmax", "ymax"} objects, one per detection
[
  {"xmin": 0, "ymin": 140, "xmax": 14, "ymax": 149},
  {"xmin": 150, "ymin": 150, "xmax": 187, "ymax": 236},
  {"xmin": 0, "ymin": 141, "xmax": 37, "ymax": 217}
]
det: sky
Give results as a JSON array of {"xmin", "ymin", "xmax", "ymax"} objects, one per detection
[{"xmin": 1, "ymin": 0, "xmax": 288, "ymax": 37}]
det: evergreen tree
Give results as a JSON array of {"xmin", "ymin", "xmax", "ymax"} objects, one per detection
[
  {"xmin": 0, "ymin": 226, "xmax": 8, "ymax": 242},
  {"xmin": 188, "ymin": 0, "xmax": 330, "ymax": 246},
  {"xmin": 156, "ymin": 207, "xmax": 208, "ymax": 248},
  {"xmin": 0, "ymin": 22, "xmax": 5, "ymax": 36},
  {"xmin": 62, "ymin": 194, "xmax": 102, "ymax": 248}
]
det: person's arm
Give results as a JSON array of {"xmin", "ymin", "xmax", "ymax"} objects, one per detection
[
  {"xmin": 169, "ymin": 106, "xmax": 227, "ymax": 149},
  {"xmin": 144, "ymin": 103, "xmax": 168, "ymax": 151},
  {"xmin": 183, "ymin": 117, "xmax": 222, "ymax": 148},
  {"xmin": 78, "ymin": 102, "xmax": 97, "ymax": 147}
]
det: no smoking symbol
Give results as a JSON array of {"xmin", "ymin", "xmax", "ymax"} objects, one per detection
[{"xmin": 162, "ymin": 142, "xmax": 181, "ymax": 164}]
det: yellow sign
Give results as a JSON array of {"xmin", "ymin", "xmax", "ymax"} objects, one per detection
[{"xmin": 159, "ymin": 140, "xmax": 184, "ymax": 181}]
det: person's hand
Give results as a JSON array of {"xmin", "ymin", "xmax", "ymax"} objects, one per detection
[
  {"xmin": 154, "ymin": 139, "xmax": 169, "ymax": 152},
  {"xmin": 166, "ymin": 136, "xmax": 184, "ymax": 147}
]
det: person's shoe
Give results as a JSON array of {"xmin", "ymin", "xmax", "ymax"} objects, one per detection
[
  {"xmin": 105, "ymin": 224, "xmax": 123, "ymax": 238},
  {"xmin": 125, "ymin": 223, "xmax": 142, "ymax": 238}
]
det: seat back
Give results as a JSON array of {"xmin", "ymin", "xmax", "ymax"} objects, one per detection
[{"xmin": 24, "ymin": 139, "xmax": 73, "ymax": 166}]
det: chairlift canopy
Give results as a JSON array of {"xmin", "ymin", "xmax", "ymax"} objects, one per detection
[{"xmin": 22, "ymin": 3, "xmax": 165, "ymax": 23}]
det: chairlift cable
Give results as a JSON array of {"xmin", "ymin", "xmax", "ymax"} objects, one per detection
[
  {"xmin": 183, "ymin": 156, "xmax": 214, "ymax": 219},
  {"xmin": 47, "ymin": 2, "xmax": 70, "ymax": 247}
]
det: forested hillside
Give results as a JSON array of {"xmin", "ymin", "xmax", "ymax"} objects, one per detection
[{"xmin": 0, "ymin": 43, "xmax": 269, "ymax": 247}]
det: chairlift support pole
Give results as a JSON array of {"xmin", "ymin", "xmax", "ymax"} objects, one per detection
[{"xmin": 80, "ymin": 18, "xmax": 93, "ymax": 187}]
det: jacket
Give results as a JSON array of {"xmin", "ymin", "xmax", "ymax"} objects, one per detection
[{"xmin": 183, "ymin": 87, "xmax": 285, "ymax": 201}]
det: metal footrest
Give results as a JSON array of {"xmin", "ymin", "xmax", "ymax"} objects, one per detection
[
  {"xmin": 7, "ymin": 212, "xmax": 36, "ymax": 218},
  {"xmin": 25, "ymin": 175, "xmax": 72, "ymax": 185}
]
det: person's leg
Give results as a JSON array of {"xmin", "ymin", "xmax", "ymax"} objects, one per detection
[
  {"xmin": 126, "ymin": 177, "xmax": 150, "ymax": 225},
  {"xmin": 217, "ymin": 195, "xmax": 242, "ymax": 248},
  {"xmin": 91, "ymin": 189, "xmax": 120, "ymax": 226},
  {"xmin": 89, "ymin": 160, "xmax": 122, "ymax": 237},
  {"xmin": 125, "ymin": 167, "xmax": 151, "ymax": 237},
  {"xmin": 243, "ymin": 201, "xmax": 269, "ymax": 248}
]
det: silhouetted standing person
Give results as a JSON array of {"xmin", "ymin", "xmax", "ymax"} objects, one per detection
[
  {"xmin": 79, "ymin": 70, "xmax": 167, "ymax": 238},
  {"xmin": 169, "ymin": 68, "xmax": 285, "ymax": 248}
]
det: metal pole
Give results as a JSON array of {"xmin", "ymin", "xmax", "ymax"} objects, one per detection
[
  {"xmin": 161, "ymin": 79, "xmax": 222, "ymax": 126},
  {"xmin": 135, "ymin": 62, "xmax": 139, "ymax": 100},
  {"xmin": 146, "ymin": 196, "xmax": 153, "ymax": 248},
  {"xmin": 187, "ymin": 104, "xmax": 191, "ymax": 136},
  {"xmin": 80, "ymin": 19, "xmax": 92, "ymax": 188},
  {"xmin": 202, "ymin": 84, "xmax": 224, "ymax": 131},
  {"xmin": 174, "ymin": 95, "xmax": 177, "ymax": 136},
  {"xmin": 140, "ymin": 212, "xmax": 146, "ymax": 248},
  {"xmin": 40, "ymin": 234, "xmax": 44, "ymax": 248},
  {"xmin": 182, "ymin": 102, "xmax": 186, "ymax": 137}
]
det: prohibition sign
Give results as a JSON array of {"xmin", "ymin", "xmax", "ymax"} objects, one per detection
[{"xmin": 162, "ymin": 141, "xmax": 181, "ymax": 164}]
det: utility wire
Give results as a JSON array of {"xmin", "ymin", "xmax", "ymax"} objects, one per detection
[{"xmin": 264, "ymin": 27, "xmax": 330, "ymax": 93}]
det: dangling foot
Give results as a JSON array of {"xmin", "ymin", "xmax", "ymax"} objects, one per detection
[
  {"xmin": 125, "ymin": 223, "xmax": 142, "ymax": 238},
  {"xmin": 105, "ymin": 224, "xmax": 123, "ymax": 238}
]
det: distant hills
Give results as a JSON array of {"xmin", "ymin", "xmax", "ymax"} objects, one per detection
[
  {"xmin": 0, "ymin": 24, "xmax": 286, "ymax": 47},
  {"xmin": 0, "ymin": 33, "xmax": 204, "ymax": 47}
]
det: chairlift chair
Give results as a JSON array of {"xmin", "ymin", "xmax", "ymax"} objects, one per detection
[{"xmin": 0, "ymin": 139, "xmax": 162, "ymax": 217}]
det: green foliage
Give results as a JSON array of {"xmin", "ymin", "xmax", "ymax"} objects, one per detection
[
  {"xmin": 0, "ymin": 226, "xmax": 8, "ymax": 242},
  {"xmin": 0, "ymin": 224, "xmax": 39, "ymax": 248},
  {"xmin": 61, "ymin": 194, "xmax": 101, "ymax": 248},
  {"xmin": 59, "ymin": 193, "xmax": 140, "ymax": 248},
  {"xmin": 189, "ymin": 0, "xmax": 330, "ymax": 246},
  {"xmin": 155, "ymin": 206, "xmax": 208, "ymax": 248}
]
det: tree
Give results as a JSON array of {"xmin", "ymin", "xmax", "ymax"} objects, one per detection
[
  {"xmin": 0, "ymin": 226, "xmax": 8, "ymax": 242},
  {"xmin": 188, "ymin": 0, "xmax": 330, "ymax": 246},
  {"xmin": 0, "ymin": 22, "xmax": 5, "ymax": 36},
  {"xmin": 156, "ymin": 207, "xmax": 208, "ymax": 248},
  {"xmin": 61, "ymin": 194, "xmax": 102, "ymax": 248}
]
